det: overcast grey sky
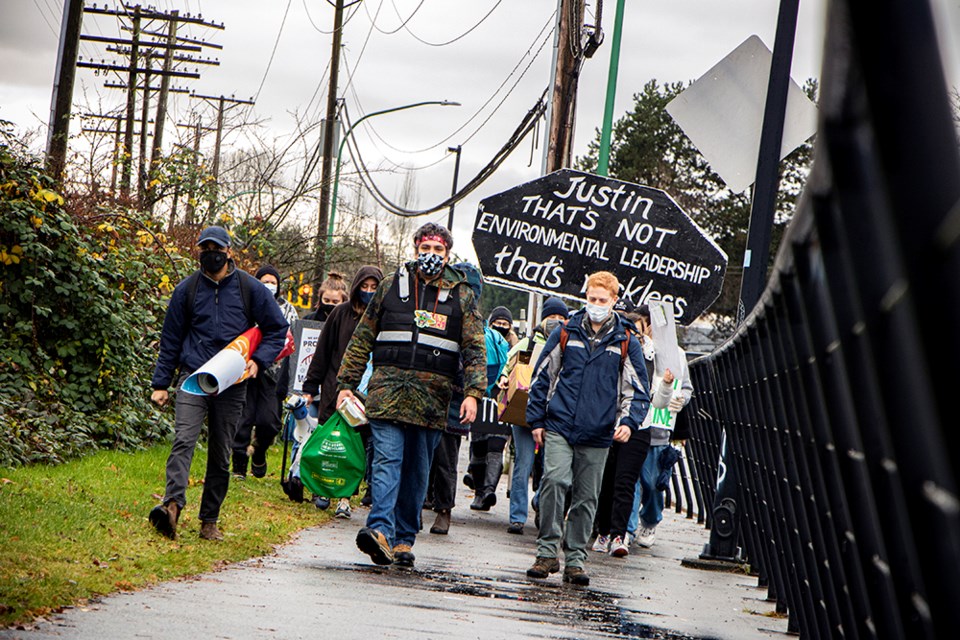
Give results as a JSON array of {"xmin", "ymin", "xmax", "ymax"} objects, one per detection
[{"xmin": 2, "ymin": 1, "xmax": 958, "ymax": 262}]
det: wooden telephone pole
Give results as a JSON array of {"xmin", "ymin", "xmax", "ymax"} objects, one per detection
[
  {"xmin": 79, "ymin": 3, "xmax": 223, "ymax": 198},
  {"xmin": 46, "ymin": 0, "xmax": 84, "ymax": 183},
  {"xmin": 527, "ymin": 0, "xmax": 589, "ymax": 328},
  {"xmin": 315, "ymin": 0, "xmax": 362, "ymax": 286}
]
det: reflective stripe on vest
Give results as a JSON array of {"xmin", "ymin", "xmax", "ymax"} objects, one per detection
[{"xmin": 376, "ymin": 330, "xmax": 460, "ymax": 354}]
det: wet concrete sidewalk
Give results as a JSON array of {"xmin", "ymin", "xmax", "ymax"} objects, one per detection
[{"xmin": 2, "ymin": 480, "xmax": 788, "ymax": 640}]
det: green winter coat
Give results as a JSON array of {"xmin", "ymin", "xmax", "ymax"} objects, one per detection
[{"xmin": 336, "ymin": 261, "xmax": 487, "ymax": 430}]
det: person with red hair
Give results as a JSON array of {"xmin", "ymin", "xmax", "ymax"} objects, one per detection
[{"xmin": 524, "ymin": 271, "xmax": 650, "ymax": 586}]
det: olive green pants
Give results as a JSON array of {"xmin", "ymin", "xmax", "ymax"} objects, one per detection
[{"xmin": 535, "ymin": 430, "xmax": 609, "ymax": 569}]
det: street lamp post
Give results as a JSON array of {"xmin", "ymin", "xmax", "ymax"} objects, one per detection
[
  {"xmin": 327, "ymin": 100, "xmax": 460, "ymax": 247},
  {"xmin": 446, "ymin": 145, "xmax": 462, "ymax": 231}
]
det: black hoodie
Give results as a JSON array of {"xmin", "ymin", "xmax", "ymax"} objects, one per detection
[{"xmin": 302, "ymin": 265, "xmax": 383, "ymax": 422}]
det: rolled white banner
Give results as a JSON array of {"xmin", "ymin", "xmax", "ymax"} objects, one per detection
[
  {"xmin": 181, "ymin": 348, "xmax": 247, "ymax": 396},
  {"xmin": 180, "ymin": 327, "xmax": 263, "ymax": 396}
]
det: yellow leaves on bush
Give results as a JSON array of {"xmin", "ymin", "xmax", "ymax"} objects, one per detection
[
  {"xmin": 33, "ymin": 188, "xmax": 64, "ymax": 206},
  {"xmin": 30, "ymin": 215, "xmax": 43, "ymax": 228},
  {"xmin": 0, "ymin": 245, "xmax": 23, "ymax": 266},
  {"xmin": 96, "ymin": 222, "xmax": 115, "ymax": 233},
  {"xmin": 136, "ymin": 230, "xmax": 152, "ymax": 246},
  {"xmin": 158, "ymin": 274, "xmax": 173, "ymax": 294}
]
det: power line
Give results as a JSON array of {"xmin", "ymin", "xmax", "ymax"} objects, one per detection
[
  {"xmin": 340, "ymin": 88, "xmax": 547, "ymax": 217},
  {"xmin": 340, "ymin": 10, "xmax": 555, "ymax": 157},
  {"xmin": 303, "ymin": 0, "xmax": 363, "ymax": 34},
  {"xmin": 368, "ymin": 0, "xmax": 425, "ymax": 35},
  {"xmin": 338, "ymin": 0, "xmax": 385, "ymax": 99},
  {"xmin": 253, "ymin": 0, "xmax": 293, "ymax": 100},
  {"xmin": 373, "ymin": 0, "xmax": 504, "ymax": 47}
]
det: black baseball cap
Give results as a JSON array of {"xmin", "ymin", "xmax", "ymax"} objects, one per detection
[{"xmin": 197, "ymin": 225, "xmax": 231, "ymax": 248}]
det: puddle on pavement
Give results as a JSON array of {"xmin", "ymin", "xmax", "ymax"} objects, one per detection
[{"xmin": 329, "ymin": 564, "xmax": 708, "ymax": 639}]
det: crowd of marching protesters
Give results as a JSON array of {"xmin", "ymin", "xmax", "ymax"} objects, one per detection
[{"xmin": 148, "ymin": 222, "xmax": 691, "ymax": 585}]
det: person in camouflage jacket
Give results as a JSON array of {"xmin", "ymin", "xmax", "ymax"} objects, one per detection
[{"xmin": 337, "ymin": 223, "xmax": 486, "ymax": 568}]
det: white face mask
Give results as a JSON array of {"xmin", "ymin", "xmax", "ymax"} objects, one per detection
[
  {"xmin": 263, "ymin": 282, "xmax": 278, "ymax": 296},
  {"xmin": 585, "ymin": 302, "xmax": 611, "ymax": 323},
  {"xmin": 642, "ymin": 338, "xmax": 656, "ymax": 361}
]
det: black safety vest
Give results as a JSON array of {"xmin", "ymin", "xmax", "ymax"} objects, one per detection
[{"xmin": 372, "ymin": 265, "xmax": 464, "ymax": 378}]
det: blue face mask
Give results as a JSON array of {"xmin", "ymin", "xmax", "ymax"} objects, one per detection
[{"xmin": 359, "ymin": 290, "xmax": 375, "ymax": 305}]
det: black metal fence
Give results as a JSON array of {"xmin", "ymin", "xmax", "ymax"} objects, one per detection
[{"xmin": 680, "ymin": 1, "xmax": 960, "ymax": 637}]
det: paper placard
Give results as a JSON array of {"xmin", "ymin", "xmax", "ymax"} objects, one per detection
[
  {"xmin": 286, "ymin": 319, "xmax": 325, "ymax": 395},
  {"xmin": 649, "ymin": 300, "xmax": 682, "ymax": 381}
]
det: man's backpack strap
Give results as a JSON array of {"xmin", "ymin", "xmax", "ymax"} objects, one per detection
[
  {"xmin": 235, "ymin": 270, "xmax": 256, "ymax": 328},
  {"xmin": 181, "ymin": 271, "xmax": 202, "ymax": 340}
]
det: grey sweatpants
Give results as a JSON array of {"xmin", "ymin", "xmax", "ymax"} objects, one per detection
[
  {"xmin": 163, "ymin": 377, "xmax": 247, "ymax": 523},
  {"xmin": 536, "ymin": 430, "xmax": 609, "ymax": 569}
]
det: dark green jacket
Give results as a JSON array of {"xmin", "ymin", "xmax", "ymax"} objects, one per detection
[{"xmin": 337, "ymin": 262, "xmax": 487, "ymax": 430}]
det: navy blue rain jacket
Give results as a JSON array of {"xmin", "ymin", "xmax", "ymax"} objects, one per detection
[
  {"xmin": 525, "ymin": 310, "xmax": 650, "ymax": 448},
  {"xmin": 151, "ymin": 266, "xmax": 290, "ymax": 389}
]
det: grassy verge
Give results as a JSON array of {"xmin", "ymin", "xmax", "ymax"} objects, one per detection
[{"xmin": 0, "ymin": 443, "xmax": 330, "ymax": 627}]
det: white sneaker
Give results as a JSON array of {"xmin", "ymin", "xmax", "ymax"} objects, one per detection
[
  {"xmin": 591, "ymin": 534, "xmax": 611, "ymax": 552},
  {"xmin": 636, "ymin": 525, "xmax": 657, "ymax": 548},
  {"xmin": 609, "ymin": 536, "xmax": 630, "ymax": 557},
  {"xmin": 624, "ymin": 532, "xmax": 634, "ymax": 547}
]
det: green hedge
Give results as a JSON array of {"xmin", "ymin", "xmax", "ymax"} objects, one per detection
[{"xmin": 0, "ymin": 129, "xmax": 187, "ymax": 466}]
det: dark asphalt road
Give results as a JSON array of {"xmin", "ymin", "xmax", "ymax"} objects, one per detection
[{"xmin": 2, "ymin": 466, "xmax": 787, "ymax": 639}]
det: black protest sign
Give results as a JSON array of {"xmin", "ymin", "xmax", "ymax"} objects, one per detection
[
  {"xmin": 472, "ymin": 169, "xmax": 728, "ymax": 324},
  {"xmin": 471, "ymin": 397, "xmax": 513, "ymax": 437}
]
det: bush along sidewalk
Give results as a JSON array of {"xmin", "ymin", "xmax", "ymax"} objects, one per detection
[
  {"xmin": 0, "ymin": 443, "xmax": 329, "ymax": 628},
  {"xmin": 1, "ymin": 126, "xmax": 188, "ymax": 467}
]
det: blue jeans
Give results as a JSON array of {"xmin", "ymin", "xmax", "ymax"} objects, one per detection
[
  {"xmin": 508, "ymin": 425, "xmax": 537, "ymax": 525},
  {"xmin": 366, "ymin": 419, "xmax": 442, "ymax": 547},
  {"xmin": 628, "ymin": 444, "xmax": 667, "ymax": 534}
]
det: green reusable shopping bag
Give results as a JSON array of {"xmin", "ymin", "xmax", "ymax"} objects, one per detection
[{"xmin": 298, "ymin": 412, "xmax": 366, "ymax": 499}]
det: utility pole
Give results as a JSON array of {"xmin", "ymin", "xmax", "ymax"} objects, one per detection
[
  {"xmin": 185, "ymin": 117, "xmax": 203, "ymax": 224},
  {"xmin": 46, "ymin": 0, "xmax": 84, "ymax": 183},
  {"xmin": 544, "ymin": 0, "xmax": 587, "ymax": 173},
  {"xmin": 316, "ymin": 0, "xmax": 361, "ymax": 285},
  {"xmin": 80, "ymin": 3, "xmax": 223, "ymax": 201},
  {"xmin": 137, "ymin": 54, "xmax": 153, "ymax": 200},
  {"xmin": 150, "ymin": 11, "xmax": 179, "ymax": 175},
  {"xmin": 189, "ymin": 93, "xmax": 256, "ymax": 215},
  {"xmin": 120, "ymin": 5, "xmax": 141, "ymax": 198},
  {"xmin": 80, "ymin": 112, "xmax": 149, "ymax": 194},
  {"xmin": 527, "ymin": 0, "xmax": 588, "ymax": 329},
  {"xmin": 446, "ymin": 145, "xmax": 462, "ymax": 231}
]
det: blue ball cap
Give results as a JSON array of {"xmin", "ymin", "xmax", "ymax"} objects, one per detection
[{"xmin": 197, "ymin": 225, "xmax": 231, "ymax": 248}]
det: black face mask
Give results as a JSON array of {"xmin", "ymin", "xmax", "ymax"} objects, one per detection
[
  {"xmin": 493, "ymin": 325, "xmax": 511, "ymax": 338},
  {"xmin": 319, "ymin": 302, "xmax": 336, "ymax": 316},
  {"xmin": 200, "ymin": 250, "xmax": 228, "ymax": 274}
]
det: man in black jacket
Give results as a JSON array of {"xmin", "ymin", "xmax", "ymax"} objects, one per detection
[{"xmin": 149, "ymin": 226, "xmax": 289, "ymax": 541}]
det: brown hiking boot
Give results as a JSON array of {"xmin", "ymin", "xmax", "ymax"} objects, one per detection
[
  {"xmin": 199, "ymin": 522, "xmax": 224, "ymax": 541},
  {"xmin": 393, "ymin": 544, "xmax": 415, "ymax": 568},
  {"xmin": 526, "ymin": 556, "xmax": 560, "ymax": 579},
  {"xmin": 563, "ymin": 566, "xmax": 590, "ymax": 586},
  {"xmin": 430, "ymin": 509, "xmax": 451, "ymax": 535},
  {"xmin": 356, "ymin": 527, "xmax": 394, "ymax": 565},
  {"xmin": 149, "ymin": 501, "xmax": 180, "ymax": 539}
]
